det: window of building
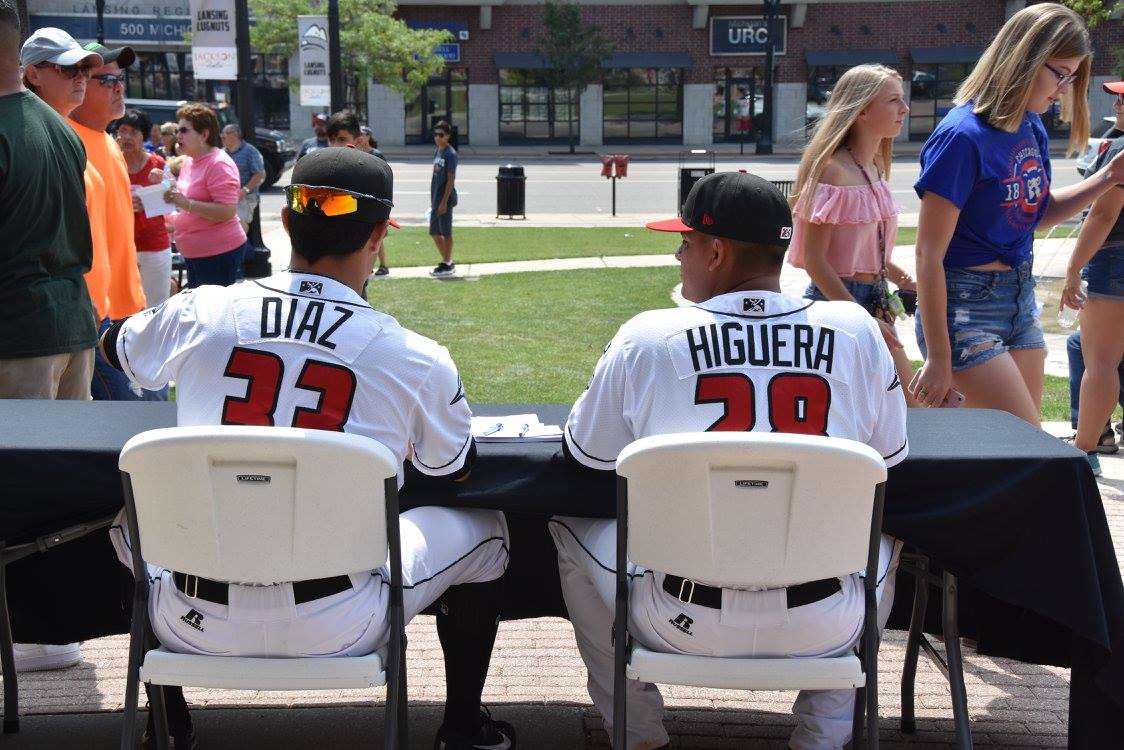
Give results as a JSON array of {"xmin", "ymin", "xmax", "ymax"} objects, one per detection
[
  {"xmin": 126, "ymin": 52, "xmax": 196, "ymax": 101},
  {"xmin": 405, "ymin": 68, "xmax": 469, "ymax": 145},
  {"xmin": 498, "ymin": 69, "xmax": 578, "ymax": 143},
  {"xmin": 714, "ymin": 67, "xmax": 763, "ymax": 143},
  {"xmin": 908, "ymin": 63, "xmax": 970, "ymax": 140},
  {"xmin": 252, "ymin": 53, "xmax": 290, "ymax": 130},
  {"xmin": 603, "ymin": 67, "xmax": 682, "ymax": 142},
  {"xmin": 807, "ymin": 65, "xmax": 849, "ymax": 129}
]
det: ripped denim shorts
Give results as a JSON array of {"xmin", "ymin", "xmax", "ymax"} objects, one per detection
[{"xmin": 915, "ymin": 260, "xmax": 1045, "ymax": 372}]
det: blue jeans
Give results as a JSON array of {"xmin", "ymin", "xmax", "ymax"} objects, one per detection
[
  {"xmin": 185, "ymin": 240, "xmax": 249, "ymax": 288},
  {"xmin": 1066, "ymin": 331, "xmax": 1124, "ymax": 428},
  {"xmin": 91, "ymin": 317, "xmax": 168, "ymax": 401},
  {"xmin": 916, "ymin": 260, "xmax": 1045, "ymax": 372},
  {"xmin": 803, "ymin": 279, "xmax": 880, "ymax": 314}
]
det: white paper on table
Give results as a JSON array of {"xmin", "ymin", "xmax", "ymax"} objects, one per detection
[
  {"xmin": 471, "ymin": 414, "xmax": 563, "ymax": 442},
  {"xmin": 136, "ymin": 183, "xmax": 176, "ymax": 218}
]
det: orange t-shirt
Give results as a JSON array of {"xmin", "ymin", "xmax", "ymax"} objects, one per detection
[
  {"xmin": 68, "ymin": 118, "xmax": 146, "ymax": 319},
  {"xmin": 79, "ymin": 157, "xmax": 110, "ymax": 320}
]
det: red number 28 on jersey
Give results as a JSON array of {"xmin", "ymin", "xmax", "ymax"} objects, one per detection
[
  {"xmin": 221, "ymin": 347, "xmax": 357, "ymax": 431},
  {"xmin": 694, "ymin": 372, "xmax": 830, "ymax": 435}
]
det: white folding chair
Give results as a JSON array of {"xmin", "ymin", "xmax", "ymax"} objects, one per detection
[
  {"xmin": 117, "ymin": 426, "xmax": 407, "ymax": 750},
  {"xmin": 612, "ymin": 432, "xmax": 888, "ymax": 750}
]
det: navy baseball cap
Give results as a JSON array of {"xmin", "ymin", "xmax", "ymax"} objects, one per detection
[
  {"xmin": 289, "ymin": 147, "xmax": 399, "ymax": 227},
  {"xmin": 647, "ymin": 171, "xmax": 793, "ymax": 249}
]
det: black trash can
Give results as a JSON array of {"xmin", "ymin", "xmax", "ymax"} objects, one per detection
[
  {"xmin": 678, "ymin": 167, "xmax": 714, "ymax": 214},
  {"xmin": 497, "ymin": 164, "xmax": 527, "ymax": 219}
]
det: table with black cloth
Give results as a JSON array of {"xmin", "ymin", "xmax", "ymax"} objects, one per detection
[{"xmin": 2, "ymin": 400, "xmax": 1122, "ymax": 744}]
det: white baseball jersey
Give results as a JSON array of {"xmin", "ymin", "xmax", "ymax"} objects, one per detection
[
  {"xmin": 113, "ymin": 271, "xmax": 472, "ymax": 484},
  {"xmin": 566, "ymin": 290, "xmax": 908, "ymax": 469}
]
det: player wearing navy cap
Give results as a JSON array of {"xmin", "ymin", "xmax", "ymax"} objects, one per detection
[
  {"xmin": 551, "ymin": 172, "xmax": 908, "ymax": 750},
  {"xmin": 100, "ymin": 147, "xmax": 515, "ymax": 749}
]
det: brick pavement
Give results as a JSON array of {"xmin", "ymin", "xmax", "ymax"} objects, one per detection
[{"xmin": 6, "ymin": 445, "xmax": 1120, "ymax": 748}]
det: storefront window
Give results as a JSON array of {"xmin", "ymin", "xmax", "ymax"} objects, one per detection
[
  {"xmin": 127, "ymin": 52, "xmax": 196, "ymax": 101},
  {"xmin": 603, "ymin": 68, "xmax": 682, "ymax": 142},
  {"xmin": 909, "ymin": 63, "xmax": 970, "ymax": 140},
  {"xmin": 252, "ymin": 54, "xmax": 290, "ymax": 130},
  {"xmin": 806, "ymin": 65, "xmax": 847, "ymax": 128},
  {"xmin": 405, "ymin": 68, "xmax": 469, "ymax": 145},
  {"xmin": 498, "ymin": 69, "xmax": 578, "ymax": 143},
  {"xmin": 714, "ymin": 67, "xmax": 762, "ymax": 143}
]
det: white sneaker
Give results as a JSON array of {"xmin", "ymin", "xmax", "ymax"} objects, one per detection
[{"xmin": 13, "ymin": 642, "xmax": 81, "ymax": 672}]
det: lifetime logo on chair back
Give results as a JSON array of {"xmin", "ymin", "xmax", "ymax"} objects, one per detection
[
  {"xmin": 236, "ymin": 474, "xmax": 272, "ymax": 484},
  {"xmin": 734, "ymin": 480, "xmax": 769, "ymax": 488}
]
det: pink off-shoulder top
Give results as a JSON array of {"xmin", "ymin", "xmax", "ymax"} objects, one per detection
[{"xmin": 787, "ymin": 181, "xmax": 901, "ymax": 276}]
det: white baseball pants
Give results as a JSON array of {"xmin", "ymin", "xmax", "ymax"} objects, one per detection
[
  {"xmin": 549, "ymin": 517, "xmax": 899, "ymax": 750},
  {"xmin": 110, "ymin": 506, "xmax": 509, "ymax": 658}
]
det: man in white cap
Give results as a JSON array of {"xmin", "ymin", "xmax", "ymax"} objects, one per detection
[{"xmin": 2, "ymin": 15, "xmax": 99, "ymax": 672}]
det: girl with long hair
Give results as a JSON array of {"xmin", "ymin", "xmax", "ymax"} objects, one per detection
[
  {"xmin": 789, "ymin": 63, "xmax": 915, "ymax": 404},
  {"xmin": 910, "ymin": 4, "xmax": 1124, "ymax": 425}
]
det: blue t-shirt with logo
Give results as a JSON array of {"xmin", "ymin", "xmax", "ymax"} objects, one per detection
[
  {"xmin": 430, "ymin": 144, "xmax": 458, "ymax": 208},
  {"xmin": 914, "ymin": 103, "xmax": 1051, "ymax": 268}
]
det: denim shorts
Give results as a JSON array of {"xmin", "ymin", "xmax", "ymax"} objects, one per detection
[
  {"xmin": 1081, "ymin": 243, "xmax": 1124, "ymax": 300},
  {"xmin": 915, "ymin": 259, "xmax": 1045, "ymax": 372},
  {"xmin": 803, "ymin": 280, "xmax": 880, "ymax": 315}
]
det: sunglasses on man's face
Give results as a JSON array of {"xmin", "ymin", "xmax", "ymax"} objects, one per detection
[
  {"xmin": 36, "ymin": 62, "xmax": 92, "ymax": 80},
  {"xmin": 91, "ymin": 73, "xmax": 127, "ymax": 88},
  {"xmin": 286, "ymin": 184, "xmax": 393, "ymax": 217}
]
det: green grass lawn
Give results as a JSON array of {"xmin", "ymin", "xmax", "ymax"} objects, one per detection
[
  {"xmin": 369, "ymin": 265, "xmax": 1075, "ymax": 421},
  {"xmin": 381, "ymin": 226, "xmax": 1059, "ymax": 269},
  {"xmin": 382, "ymin": 227, "xmax": 675, "ymax": 268}
]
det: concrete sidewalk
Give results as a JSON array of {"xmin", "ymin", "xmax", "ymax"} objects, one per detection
[{"xmin": 4, "ymin": 432, "xmax": 1120, "ymax": 748}]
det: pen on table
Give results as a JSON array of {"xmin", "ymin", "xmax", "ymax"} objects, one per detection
[
  {"xmin": 518, "ymin": 423, "xmax": 531, "ymax": 437},
  {"xmin": 482, "ymin": 422, "xmax": 503, "ymax": 436}
]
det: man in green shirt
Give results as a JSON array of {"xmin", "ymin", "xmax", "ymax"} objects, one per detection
[{"xmin": 0, "ymin": 4, "xmax": 97, "ymax": 399}]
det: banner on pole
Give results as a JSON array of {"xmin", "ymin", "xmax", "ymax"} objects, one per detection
[
  {"xmin": 298, "ymin": 15, "xmax": 331, "ymax": 107},
  {"xmin": 190, "ymin": 0, "xmax": 238, "ymax": 80}
]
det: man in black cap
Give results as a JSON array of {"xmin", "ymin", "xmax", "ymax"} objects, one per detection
[
  {"xmin": 550, "ymin": 172, "xmax": 907, "ymax": 750},
  {"xmin": 99, "ymin": 148, "xmax": 516, "ymax": 749}
]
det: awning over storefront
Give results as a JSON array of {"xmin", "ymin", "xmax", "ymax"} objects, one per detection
[
  {"xmin": 494, "ymin": 51, "xmax": 692, "ymax": 70},
  {"xmin": 805, "ymin": 49, "xmax": 898, "ymax": 67},
  {"xmin": 910, "ymin": 47, "xmax": 983, "ymax": 64}
]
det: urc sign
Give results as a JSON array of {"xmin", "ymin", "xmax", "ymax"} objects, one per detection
[{"xmin": 710, "ymin": 16, "xmax": 787, "ymax": 56}]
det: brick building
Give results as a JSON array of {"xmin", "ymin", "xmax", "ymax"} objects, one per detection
[{"xmin": 352, "ymin": 0, "xmax": 1122, "ymax": 147}]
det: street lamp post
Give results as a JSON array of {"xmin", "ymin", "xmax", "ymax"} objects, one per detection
[
  {"xmin": 756, "ymin": 0, "xmax": 779, "ymax": 155},
  {"xmin": 328, "ymin": 0, "xmax": 343, "ymax": 112},
  {"xmin": 95, "ymin": 0, "xmax": 105, "ymax": 43},
  {"xmin": 234, "ymin": 0, "xmax": 268, "ymax": 258}
]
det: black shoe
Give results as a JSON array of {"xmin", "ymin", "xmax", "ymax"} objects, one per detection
[
  {"xmin": 434, "ymin": 706, "xmax": 515, "ymax": 749},
  {"xmin": 1099, "ymin": 425, "xmax": 1120, "ymax": 454},
  {"xmin": 374, "ymin": 265, "xmax": 390, "ymax": 276},
  {"xmin": 141, "ymin": 724, "xmax": 197, "ymax": 750},
  {"xmin": 430, "ymin": 262, "xmax": 456, "ymax": 278}
]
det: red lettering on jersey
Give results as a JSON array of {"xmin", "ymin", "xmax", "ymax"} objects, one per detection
[
  {"xmin": 293, "ymin": 360, "xmax": 357, "ymax": 431},
  {"xmin": 221, "ymin": 348, "xmax": 357, "ymax": 430},
  {"xmin": 695, "ymin": 373, "xmax": 755, "ymax": 431},
  {"xmin": 222, "ymin": 348, "xmax": 284, "ymax": 426}
]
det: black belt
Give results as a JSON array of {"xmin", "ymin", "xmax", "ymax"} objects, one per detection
[
  {"xmin": 662, "ymin": 574, "xmax": 841, "ymax": 610},
  {"xmin": 172, "ymin": 572, "xmax": 353, "ymax": 606}
]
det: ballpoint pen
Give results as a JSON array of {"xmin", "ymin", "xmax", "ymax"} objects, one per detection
[
  {"xmin": 518, "ymin": 423, "xmax": 531, "ymax": 437},
  {"xmin": 482, "ymin": 422, "xmax": 503, "ymax": 436}
]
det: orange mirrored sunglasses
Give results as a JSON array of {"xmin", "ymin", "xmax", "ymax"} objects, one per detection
[{"xmin": 285, "ymin": 185, "xmax": 393, "ymax": 217}]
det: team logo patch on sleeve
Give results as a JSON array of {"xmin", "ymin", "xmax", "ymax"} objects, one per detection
[{"xmin": 299, "ymin": 280, "xmax": 324, "ymax": 295}]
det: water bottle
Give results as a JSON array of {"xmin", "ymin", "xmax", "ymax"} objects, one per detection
[
  {"xmin": 1057, "ymin": 280, "xmax": 1088, "ymax": 328},
  {"xmin": 161, "ymin": 161, "xmax": 174, "ymax": 190}
]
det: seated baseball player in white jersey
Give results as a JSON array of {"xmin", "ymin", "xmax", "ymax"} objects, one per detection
[
  {"xmin": 550, "ymin": 172, "xmax": 908, "ymax": 750},
  {"xmin": 99, "ymin": 147, "xmax": 515, "ymax": 750}
]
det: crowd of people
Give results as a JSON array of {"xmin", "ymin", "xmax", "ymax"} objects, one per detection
[{"xmin": 2, "ymin": 1, "xmax": 1123, "ymax": 749}]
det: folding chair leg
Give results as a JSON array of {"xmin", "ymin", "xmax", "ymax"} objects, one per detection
[
  {"xmin": 0, "ymin": 551, "xmax": 19, "ymax": 735},
  {"xmin": 851, "ymin": 685, "xmax": 865, "ymax": 749},
  {"xmin": 901, "ymin": 556, "xmax": 930, "ymax": 734},
  {"xmin": 148, "ymin": 684, "xmax": 171, "ymax": 750},
  {"xmin": 396, "ymin": 634, "xmax": 408, "ymax": 750},
  {"xmin": 941, "ymin": 573, "xmax": 973, "ymax": 750}
]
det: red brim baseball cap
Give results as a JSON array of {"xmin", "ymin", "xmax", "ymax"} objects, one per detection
[
  {"xmin": 646, "ymin": 217, "xmax": 694, "ymax": 233},
  {"xmin": 1103, "ymin": 81, "xmax": 1124, "ymax": 95},
  {"xmin": 645, "ymin": 172, "xmax": 793, "ymax": 248},
  {"xmin": 388, "ymin": 219, "xmax": 401, "ymax": 228}
]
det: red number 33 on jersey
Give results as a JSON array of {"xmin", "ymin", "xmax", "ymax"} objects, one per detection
[
  {"xmin": 221, "ymin": 347, "xmax": 357, "ymax": 431},
  {"xmin": 694, "ymin": 372, "xmax": 830, "ymax": 435}
]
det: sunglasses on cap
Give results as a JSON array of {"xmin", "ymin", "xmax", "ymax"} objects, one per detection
[
  {"xmin": 286, "ymin": 184, "xmax": 394, "ymax": 218},
  {"xmin": 36, "ymin": 62, "xmax": 92, "ymax": 80}
]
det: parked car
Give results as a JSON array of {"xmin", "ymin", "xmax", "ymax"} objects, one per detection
[
  {"xmin": 123, "ymin": 98, "xmax": 296, "ymax": 187},
  {"xmin": 1076, "ymin": 116, "xmax": 1120, "ymax": 177}
]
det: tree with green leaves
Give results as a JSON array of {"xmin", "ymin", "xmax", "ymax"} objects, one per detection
[
  {"xmin": 248, "ymin": 0, "xmax": 450, "ymax": 99},
  {"xmin": 1059, "ymin": 0, "xmax": 1122, "ymax": 28},
  {"xmin": 535, "ymin": 1, "xmax": 614, "ymax": 154}
]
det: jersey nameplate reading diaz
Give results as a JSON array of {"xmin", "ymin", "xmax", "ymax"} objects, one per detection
[{"xmin": 232, "ymin": 296, "xmax": 377, "ymax": 366}]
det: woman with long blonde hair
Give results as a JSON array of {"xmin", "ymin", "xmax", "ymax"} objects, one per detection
[
  {"xmin": 789, "ymin": 63, "xmax": 915, "ymax": 403},
  {"xmin": 910, "ymin": 4, "xmax": 1124, "ymax": 439}
]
